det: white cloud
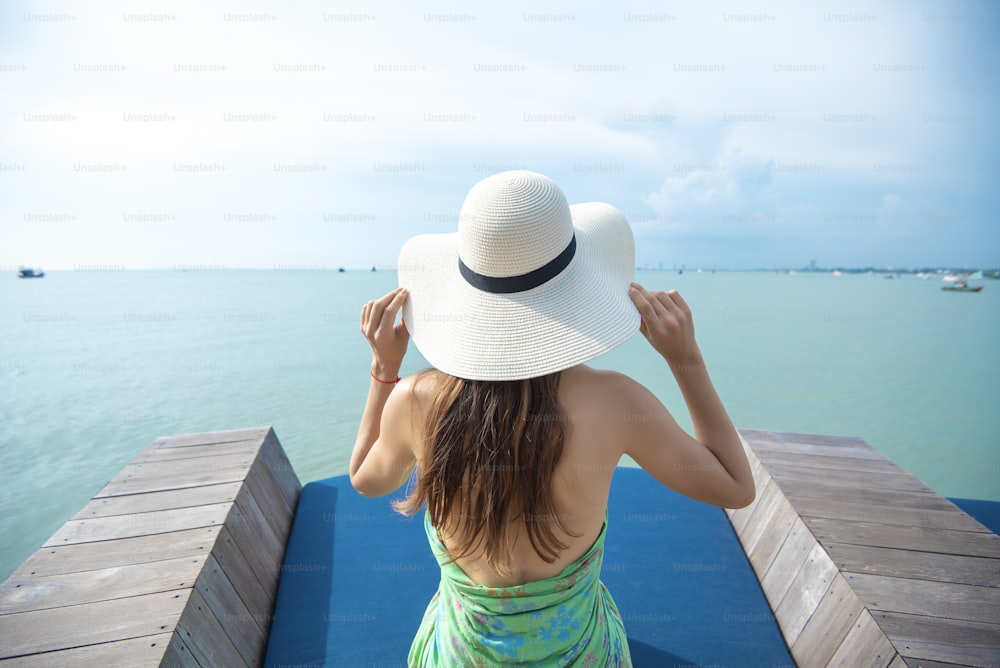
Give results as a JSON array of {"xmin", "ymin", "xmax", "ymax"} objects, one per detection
[{"xmin": 642, "ymin": 149, "xmax": 777, "ymax": 231}]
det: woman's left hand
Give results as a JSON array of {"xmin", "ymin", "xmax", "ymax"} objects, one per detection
[{"xmin": 361, "ymin": 288, "xmax": 410, "ymax": 378}]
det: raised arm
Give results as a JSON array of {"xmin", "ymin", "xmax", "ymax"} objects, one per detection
[
  {"xmin": 623, "ymin": 283, "xmax": 755, "ymax": 509},
  {"xmin": 349, "ymin": 288, "xmax": 417, "ymax": 497}
]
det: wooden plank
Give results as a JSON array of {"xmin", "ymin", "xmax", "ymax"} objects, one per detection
[
  {"xmin": 745, "ymin": 437, "xmax": 765, "ymax": 474},
  {"xmin": 255, "ymin": 432, "xmax": 302, "ymax": 518},
  {"xmin": 734, "ymin": 477, "xmax": 783, "ymax": 553},
  {"xmin": 826, "ymin": 542, "xmax": 1000, "ymax": 587},
  {"xmin": 9, "ymin": 527, "xmax": 220, "ymax": 578},
  {"xmin": 95, "ymin": 464, "xmax": 254, "ymax": 497},
  {"xmin": 746, "ymin": 430, "xmax": 871, "ymax": 450},
  {"xmin": 827, "ymin": 608, "xmax": 898, "ymax": 668},
  {"xmin": 751, "ymin": 439, "xmax": 893, "ymax": 462},
  {"xmin": 227, "ymin": 467, "xmax": 294, "ymax": 621},
  {"xmin": 760, "ymin": 516, "xmax": 815, "ymax": 607},
  {"xmin": 848, "ymin": 572, "xmax": 1000, "ymax": 624},
  {"xmin": 195, "ymin": 554, "xmax": 265, "ymax": 665},
  {"xmin": 160, "ymin": 631, "xmax": 198, "ymax": 667},
  {"xmin": 132, "ymin": 439, "xmax": 262, "ymax": 463},
  {"xmin": 740, "ymin": 429, "xmax": 871, "ymax": 449},
  {"xmin": 237, "ymin": 481, "xmax": 286, "ymax": 566},
  {"xmin": 725, "ymin": 500, "xmax": 755, "ymax": 537},
  {"xmin": 746, "ymin": 439, "xmax": 889, "ymax": 454},
  {"xmin": 212, "ymin": 525, "xmax": 274, "ymax": 630},
  {"xmin": 151, "ymin": 427, "xmax": 270, "ymax": 448},
  {"xmin": 0, "ymin": 590, "xmax": 190, "ymax": 658},
  {"xmin": 774, "ymin": 541, "xmax": 839, "ymax": 646},
  {"xmin": 72, "ymin": 482, "xmax": 242, "ymax": 520},
  {"xmin": 727, "ymin": 464, "xmax": 770, "ymax": 536},
  {"xmin": 746, "ymin": 441, "xmax": 766, "ymax": 478},
  {"xmin": 750, "ymin": 448, "xmax": 903, "ymax": 474},
  {"xmin": 245, "ymin": 462, "xmax": 295, "ymax": 543},
  {"xmin": 804, "ymin": 517, "xmax": 1000, "ymax": 558},
  {"xmin": 901, "ymin": 659, "xmax": 981, "ymax": 668},
  {"xmin": 778, "ymin": 479, "xmax": 957, "ymax": 511},
  {"xmin": 112, "ymin": 452, "xmax": 256, "ymax": 483},
  {"xmin": 747, "ymin": 495, "xmax": 799, "ymax": 577},
  {"xmin": 232, "ymin": 484, "xmax": 284, "ymax": 579},
  {"xmin": 0, "ymin": 555, "xmax": 205, "ymax": 615},
  {"xmin": 43, "ymin": 503, "xmax": 232, "ymax": 546},
  {"xmin": 790, "ymin": 496, "xmax": 989, "ymax": 532},
  {"xmin": 791, "ymin": 573, "xmax": 865, "ymax": 667},
  {"xmin": 726, "ymin": 440, "xmax": 768, "ymax": 534},
  {"xmin": 222, "ymin": 488, "xmax": 282, "ymax": 601},
  {"xmin": 175, "ymin": 586, "xmax": 247, "ymax": 668},
  {"xmin": 94, "ymin": 450, "xmax": 259, "ymax": 499},
  {"xmin": 765, "ymin": 462, "xmax": 937, "ymax": 494},
  {"xmin": 0, "ymin": 632, "xmax": 174, "ymax": 667},
  {"xmin": 874, "ymin": 610, "xmax": 1000, "ymax": 667}
]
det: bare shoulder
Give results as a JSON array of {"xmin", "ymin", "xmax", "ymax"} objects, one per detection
[
  {"xmin": 560, "ymin": 365, "xmax": 648, "ymax": 405},
  {"xmin": 554, "ymin": 366, "xmax": 649, "ymax": 473},
  {"xmin": 399, "ymin": 369, "xmax": 441, "ymax": 408},
  {"xmin": 558, "ymin": 365, "xmax": 656, "ymax": 434}
]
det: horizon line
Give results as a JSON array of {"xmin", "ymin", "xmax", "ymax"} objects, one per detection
[{"xmin": 8, "ymin": 265, "xmax": 999, "ymax": 274}]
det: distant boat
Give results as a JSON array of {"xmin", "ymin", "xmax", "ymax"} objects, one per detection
[
  {"xmin": 338, "ymin": 267, "xmax": 345, "ymax": 273},
  {"xmin": 371, "ymin": 265, "xmax": 377, "ymax": 272},
  {"xmin": 942, "ymin": 283, "xmax": 983, "ymax": 292},
  {"xmin": 941, "ymin": 276, "xmax": 983, "ymax": 292},
  {"xmin": 17, "ymin": 267, "xmax": 44, "ymax": 278}
]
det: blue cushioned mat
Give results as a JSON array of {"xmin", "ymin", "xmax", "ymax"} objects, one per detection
[
  {"xmin": 949, "ymin": 497, "xmax": 1000, "ymax": 536},
  {"xmin": 264, "ymin": 467, "xmax": 794, "ymax": 667}
]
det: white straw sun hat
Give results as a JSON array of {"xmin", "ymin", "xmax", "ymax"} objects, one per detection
[{"xmin": 397, "ymin": 170, "xmax": 640, "ymax": 381}]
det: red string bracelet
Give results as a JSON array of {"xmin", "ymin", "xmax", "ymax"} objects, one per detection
[{"xmin": 370, "ymin": 370, "xmax": 401, "ymax": 385}]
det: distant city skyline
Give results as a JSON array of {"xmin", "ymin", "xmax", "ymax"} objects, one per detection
[{"xmin": 2, "ymin": 1, "xmax": 998, "ymax": 271}]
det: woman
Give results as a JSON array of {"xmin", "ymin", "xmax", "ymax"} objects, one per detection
[{"xmin": 350, "ymin": 171, "xmax": 755, "ymax": 666}]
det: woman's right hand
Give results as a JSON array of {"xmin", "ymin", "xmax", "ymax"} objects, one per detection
[{"xmin": 628, "ymin": 282, "xmax": 702, "ymax": 368}]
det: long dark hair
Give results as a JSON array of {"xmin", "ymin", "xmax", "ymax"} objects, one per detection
[{"xmin": 393, "ymin": 369, "xmax": 576, "ymax": 576}]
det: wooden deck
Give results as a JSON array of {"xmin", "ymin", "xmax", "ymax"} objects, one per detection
[
  {"xmin": 727, "ymin": 429, "xmax": 1000, "ymax": 668},
  {"xmin": 2, "ymin": 426, "xmax": 997, "ymax": 667},
  {"xmin": 0, "ymin": 427, "xmax": 301, "ymax": 667}
]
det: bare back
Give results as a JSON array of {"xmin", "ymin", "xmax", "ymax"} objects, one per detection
[{"xmin": 411, "ymin": 365, "xmax": 632, "ymax": 587}]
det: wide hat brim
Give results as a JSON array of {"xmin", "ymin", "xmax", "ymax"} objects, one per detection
[{"xmin": 398, "ymin": 202, "xmax": 640, "ymax": 381}]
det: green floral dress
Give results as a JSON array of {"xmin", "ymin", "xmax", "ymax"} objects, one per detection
[{"xmin": 408, "ymin": 510, "xmax": 632, "ymax": 666}]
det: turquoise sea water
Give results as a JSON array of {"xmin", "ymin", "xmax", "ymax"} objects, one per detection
[{"xmin": 1, "ymin": 269, "xmax": 998, "ymax": 580}]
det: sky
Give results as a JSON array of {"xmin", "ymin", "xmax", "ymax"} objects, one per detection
[{"xmin": 1, "ymin": 0, "xmax": 998, "ymax": 271}]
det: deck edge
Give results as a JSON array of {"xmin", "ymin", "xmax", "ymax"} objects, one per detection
[
  {"xmin": 727, "ymin": 429, "xmax": 1000, "ymax": 668},
  {"xmin": 0, "ymin": 427, "xmax": 302, "ymax": 667}
]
